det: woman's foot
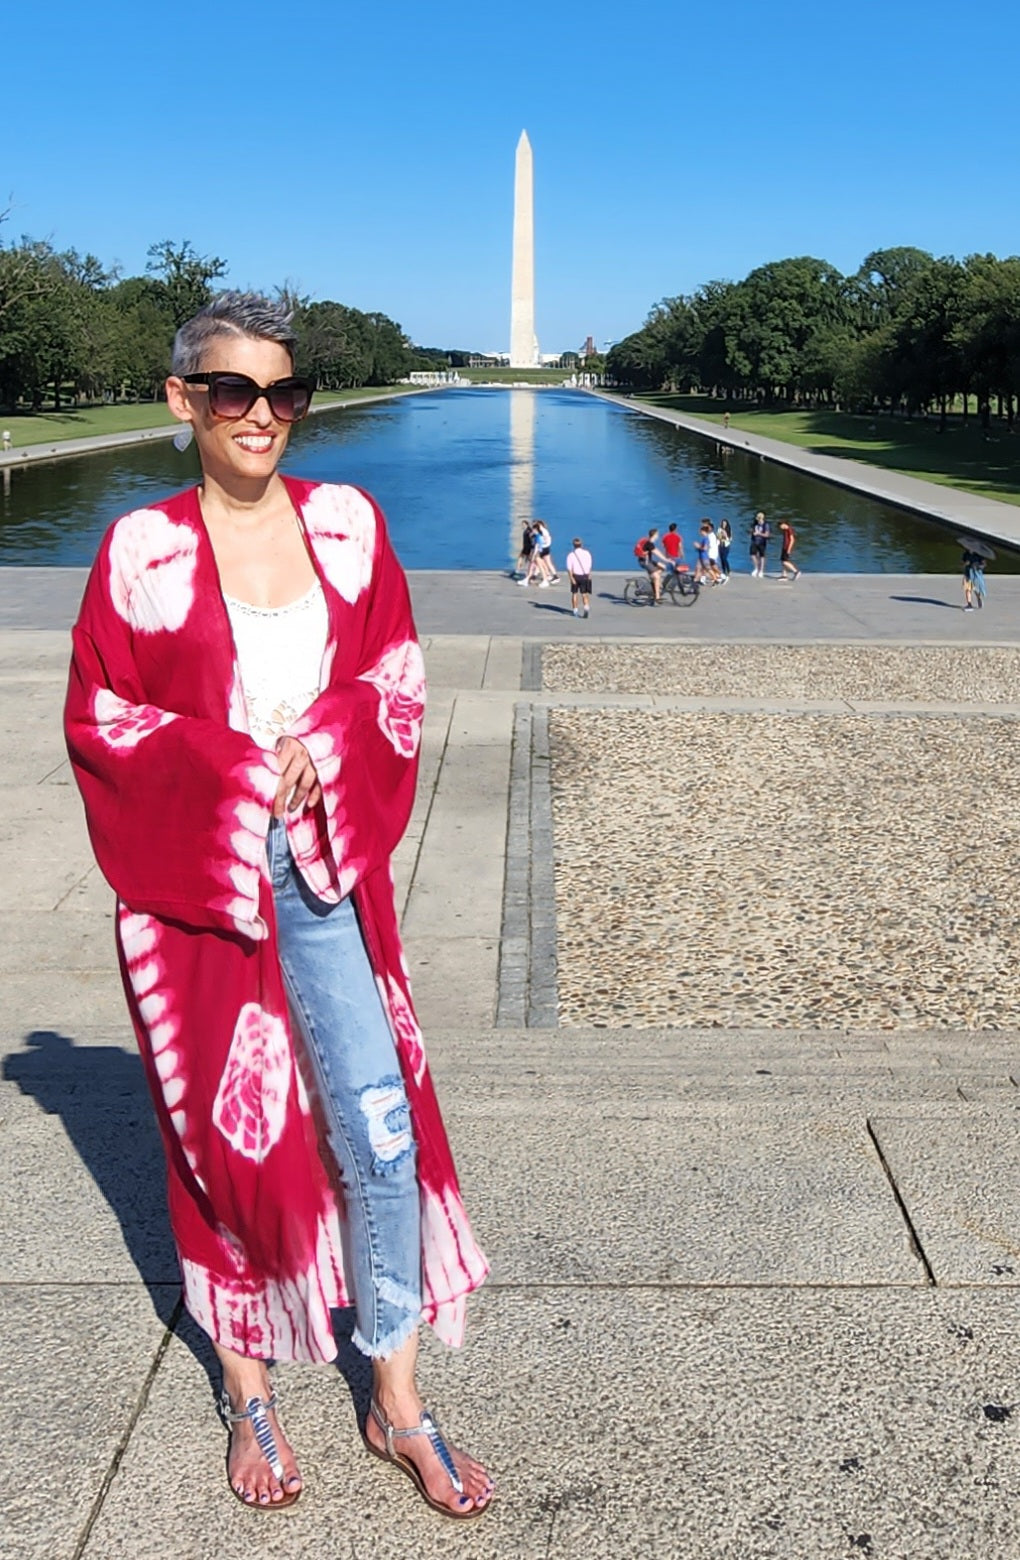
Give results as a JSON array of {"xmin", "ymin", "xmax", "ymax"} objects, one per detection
[
  {"xmin": 365, "ymin": 1388, "xmax": 494, "ymax": 1516},
  {"xmin": 221, "ymin": 1363, "xmax": 303, "ymax": 1508}
]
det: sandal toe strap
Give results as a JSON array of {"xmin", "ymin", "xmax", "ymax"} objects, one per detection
[
  {"xmin": 219, "ymin": 1390, "xmax": 285, "ymax": 1480},
  {"xmin": 381, "ymin": 1407, "xmax": 464, "ymax": 1495}
]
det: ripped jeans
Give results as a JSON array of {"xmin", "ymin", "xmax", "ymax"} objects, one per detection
[{"xmin": 267, "ymin": 820, "xmax": 422, "ymax": 1359}]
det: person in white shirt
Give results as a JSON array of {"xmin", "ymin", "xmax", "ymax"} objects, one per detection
[
  {"xmin": 565, "ymin": 537, "xmax": 593, "ymax": 618},
  {"xmin": 531, "ymin": 520, "xmax": 558, "ymax": 586}
]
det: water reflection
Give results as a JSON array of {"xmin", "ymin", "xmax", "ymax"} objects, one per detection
[
  {"xmin": 508, "ymin": 390, "xmax": 536, "ymax": 561},
  {"xmin": 0, "ymin": 388, "xmax": 1013, "ymax": 574}
]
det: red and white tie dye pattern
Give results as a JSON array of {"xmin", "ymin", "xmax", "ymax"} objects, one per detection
[
  {"xmin": 93, "ymin": 689, "xmax": 178, "ymax": 750},
  {"xmin": 300, "ymin": 483, "xmax": 376, "ymax": 604},
  {"xmin": 213, "ymin": 1003, "xmax": 293, "ymax": 1162},
  {"xmin": 108, "ymin": 507, "xmax": 199, "ymax": 633},
  {"xmin": 359, "ymin": 639, "xmax": 427, "ymax": 759},
  {"xmin": 66, "ymin": 477, "xmax": 487, "ymax": 1364},
  {"xmin": 376, "ymin": 972, "xmax": 427, "ymax": 1087}
]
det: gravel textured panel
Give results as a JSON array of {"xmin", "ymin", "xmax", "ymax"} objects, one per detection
[
  {"xmin": 549, "ymin": 709, "xmax": 1020, "ymax": 1029},
  {"xmin": 543, "ymin": 643, "xmax": 1020, "ymax": 701}
]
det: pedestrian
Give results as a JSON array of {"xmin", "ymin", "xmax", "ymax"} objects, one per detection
[
  {"xmin": 64, "ymin": 292, "xmax": 493, "ymax": 1518},
  {"xmin": 565, "ymin": 535, "xmax": 594, "ymax": 617},
  {"xmin": 661, "ymin": 522, "xmax": 685, "ymax": 572},
  {"xmin": 694, "ymin": 520, "xmax": 720, "ymax": 585},
  {"xmin": 778, "ymin": 521, "xmax": 801, "ymax": 580},
  {"xmin": 1, "ymin": 430, "xmax": 11, "ymax": 451},
  {"xmin": 514, "ymin": 520, "xmax": 534, "ymax": 581},
  {"xmin": 705, "ymin": 521, "xmax": 726, "ymax": 584},
  {"xmin": 961, "ymin": 547, "xmax": 987, "ymax": 611},
  {"xmin": 519, "ymin": 521, "xmax": 546, "ymax": 586},
  {"xmin": 717, "ymin": 518, "xmax": 732, "ymax": 576},
  {"xmin": 531, "ymin": 519, "xmax": 559, "ymax": 586},
  {"xmin": 749, "ymin": 511, "xmax": 770, "ymax": 577},
  {"xmin": 635, "ymin": 527, "xmax": 668, "ymax": 603}
]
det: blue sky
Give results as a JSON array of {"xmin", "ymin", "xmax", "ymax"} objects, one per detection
[{"xmin": 7, "ymin": 0, "xmax": 1019, "ymax": 354}]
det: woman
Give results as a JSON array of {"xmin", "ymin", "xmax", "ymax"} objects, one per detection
[
  {"xmin": 64, "ymin": 293, "xmax": 493, "ymax": 1518},
  {"xmin": 529, "ymin": 518, "xmax": 559, "ymax": 586},
  {"xmin": 961, "ymin": 547, "xmax": 986, "ymax": 610},
  {"xmin": 514, "ymin": 519, "xmax": 535, "ymax": 581},
  {"xmin": 717, "ymin": 518, "xmax": 732, "ymax": 577}
]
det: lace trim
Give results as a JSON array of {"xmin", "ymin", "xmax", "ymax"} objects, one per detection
[{"xmin": 222, "ymin": 583, "xmax": 321, "ymax": 618}]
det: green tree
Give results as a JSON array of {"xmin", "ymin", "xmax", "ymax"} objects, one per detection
[
  {"xmin": 726, "ymin": 257, "xmax": 853, "ymax": 401},
  {"xmin": 889, "ymin": 257, "xmax": 966, "ymax": 426},
  {"xmin": 956, "ymin": 253, "xmax": 1020, "ymax": 425},
  {"xmin": 145, "ymin": 239, "xmax": 228, "ymax": 328}
]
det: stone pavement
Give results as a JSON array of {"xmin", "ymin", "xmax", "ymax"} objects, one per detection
[
  {"xmin": 3, "ymin": 579, "xmax": 1020, "ymax": 1560},
  {"xmin": 4, "ymin": 564, "xmax": 1020, "ymax": 638}
]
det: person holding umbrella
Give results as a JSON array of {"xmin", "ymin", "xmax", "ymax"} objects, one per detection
[{"xmin": 958, "ymin": 535, "xmax": 995, "ymax": 611}]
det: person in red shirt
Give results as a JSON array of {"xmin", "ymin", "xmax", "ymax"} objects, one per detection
[
  {"xmin": 661, "ymin": 523, "xmax": 685, "ymax": 571},
  {"xmin": 778, "ymin": 521, "xmax": 801, "ymax": 581}
]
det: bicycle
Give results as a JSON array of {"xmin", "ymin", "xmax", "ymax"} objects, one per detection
[{"xmin": 623, "ymin": 566, "xmax": 700, "ymax": 607}]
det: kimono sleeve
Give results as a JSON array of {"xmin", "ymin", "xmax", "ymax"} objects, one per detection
[
  {"xmin": 65, "ymin": 575, "xmax": 280, "ymax": 941},
  {"xmin": 285, "ymin": 503, "xmax": 425, "ymax": 900}
]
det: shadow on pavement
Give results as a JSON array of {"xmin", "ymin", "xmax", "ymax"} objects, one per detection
[
  {"xmin": 3, "ymin": 1029, "xmax": 395, "ymax": 1415},
  {"xmin": 4, "ymin": 1029, "xmax": 179, "ymax": 1320},
  {"xmin": 889, "ymin": 594, "xmax": 960, "ymax": 610}
]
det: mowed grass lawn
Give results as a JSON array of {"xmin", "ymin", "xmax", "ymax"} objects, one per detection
[
  {"xmin": 0, "ymin": 387, "xmax": 413, "ymax": 448},
  {"xmin": 645, "ymin": 394, "xmax": 1020, "ymax": 508}
]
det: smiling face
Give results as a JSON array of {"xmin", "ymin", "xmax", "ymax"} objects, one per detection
[{"xmin": 166, "ymin": 333, "xmax": 295, "ymax": 489}]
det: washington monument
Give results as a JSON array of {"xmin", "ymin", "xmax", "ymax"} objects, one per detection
[{"xmin": 510, "ymin": 131, "xmax": 540, "ymax": 368}]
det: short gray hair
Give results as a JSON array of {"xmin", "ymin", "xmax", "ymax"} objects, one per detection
[{"xmin": 171, "ymin": 291, "xmax": 297, "ymax": 376}]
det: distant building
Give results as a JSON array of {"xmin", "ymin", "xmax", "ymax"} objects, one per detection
[{"xmin": 407, "ymin": 370, "xmax": 464, "ymax": 385}]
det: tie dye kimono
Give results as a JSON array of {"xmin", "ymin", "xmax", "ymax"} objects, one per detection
[{"xmin": 65, "ymin": 476, "xmax": 488, "ymax": 1363}]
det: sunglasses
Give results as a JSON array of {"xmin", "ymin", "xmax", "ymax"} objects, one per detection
[{"xmin": 181, "ymin": 372, "xmax": 314, "ymax": 423}]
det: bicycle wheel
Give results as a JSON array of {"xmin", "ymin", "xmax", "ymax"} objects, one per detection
[
  {"xmin": 674, "ymin": 577, "xmax": 701, "ymax": 607},
  {"xmin": 624, "ymin": 578, "xmax": 648, "ymax": 606}
]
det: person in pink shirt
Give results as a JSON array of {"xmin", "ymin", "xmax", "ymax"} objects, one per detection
[{"xmin": 565, "ymin": 537, "xmax": 594, "ymax": 618}]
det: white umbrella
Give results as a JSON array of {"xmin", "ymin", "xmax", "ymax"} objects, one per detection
[{"xmin": 956, "ymin": 535, "xmax": 997, "ymax": 561}]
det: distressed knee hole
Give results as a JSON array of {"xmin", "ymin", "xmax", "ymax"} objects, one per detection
[{"xmin": 359, "ymin": 1075, "xmax": 413, "ymax": 1174}]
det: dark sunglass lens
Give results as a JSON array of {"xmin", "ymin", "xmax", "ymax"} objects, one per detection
[
  {"xmin": 208, "ymin": 375, "xmax": 257, "ymax": 418},
  {"xmin": 268, "ymin": 381, "xmax": 311, "ymax": 422}
]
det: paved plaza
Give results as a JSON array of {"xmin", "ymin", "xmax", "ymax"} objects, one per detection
[{"xmin": 3, "ymin": 570, "xmax": 1020, "ymax": 1558}]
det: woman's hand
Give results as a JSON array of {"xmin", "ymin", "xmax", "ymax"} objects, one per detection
[{"xmin": 273, "ymin": 736, "xmax": 322, "ymax": 818}]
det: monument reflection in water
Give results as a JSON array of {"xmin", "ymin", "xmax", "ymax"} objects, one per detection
[
  {"xmin": 509, "ymin": 390, "xmax": 536, "ymax": 561},
  {"xmin": 0, "ymin": 387, "xmax": 1014, "ymax": 574}
]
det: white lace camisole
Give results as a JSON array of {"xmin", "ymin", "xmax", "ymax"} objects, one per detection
[{"xmin": 224, "ymin": 581, "xmax": 329, "ymax": 749}]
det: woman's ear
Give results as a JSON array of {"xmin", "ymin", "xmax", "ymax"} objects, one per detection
[{"xmin": 165, "ymin": 376, "xmax": 193, "ymax": 424}]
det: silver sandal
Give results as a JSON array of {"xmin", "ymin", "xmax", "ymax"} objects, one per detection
[
  {"xmin": 363, "ymin": 1398, "xmax": 491, "ymax": 1520},
  {"xmin": 218, "ymin": 1389, "xmax": 301, "ymax": 1512}
]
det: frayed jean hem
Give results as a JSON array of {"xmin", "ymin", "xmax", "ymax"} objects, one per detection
[{"xmin": 353, "ymin": 1308, "xmax": 421, "ymax": 1361}]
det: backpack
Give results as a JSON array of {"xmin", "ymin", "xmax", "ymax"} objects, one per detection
[{"xmin": 634, "ymin": 538, "xmax": 649, "ymax": 559}]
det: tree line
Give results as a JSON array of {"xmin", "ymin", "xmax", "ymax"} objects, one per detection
[
  {"xmin": 606, "ymin": 248, "xmax": 1020, "ymax": 429},
  {"xmin": 0, "ymin": 226, "xmax": 449, "ymax": 411}
]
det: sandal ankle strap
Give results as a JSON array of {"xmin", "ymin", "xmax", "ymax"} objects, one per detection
[{"xmin": 218, "ymin": 1387, "xmax": 278, "ymax": 1425}]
